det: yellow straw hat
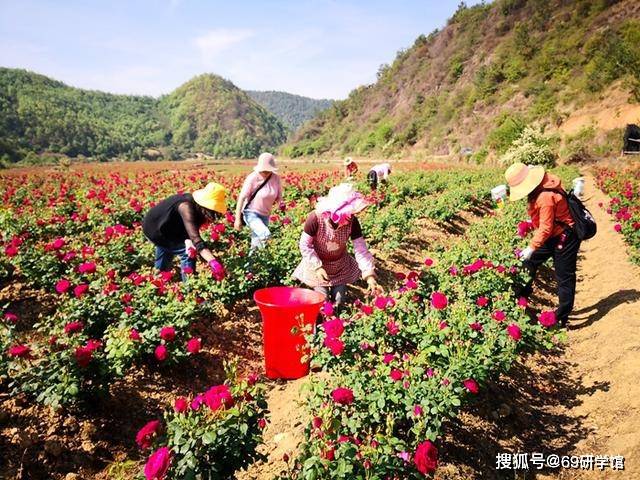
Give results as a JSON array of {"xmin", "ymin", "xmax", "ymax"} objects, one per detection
[
  {"xmin": 504, "ymin": 162, "xmax": 545, "ymax": 201},
  {"xmin": 192, "ymin": 182, "xmax": 227, "ymax": 214}
]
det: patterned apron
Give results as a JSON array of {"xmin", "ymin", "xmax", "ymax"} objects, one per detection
[{"xmin": 293, "ymin": 213, "xmax": 361, "ymax": 287}]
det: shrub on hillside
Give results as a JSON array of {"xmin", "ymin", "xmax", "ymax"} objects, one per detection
[{"xmin": 499, "ymin": 126, "xmax": 557, "ymax": 168}]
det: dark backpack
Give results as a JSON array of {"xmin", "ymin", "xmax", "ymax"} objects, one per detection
[{"xmin": 542, "ymin": 188, "xmax": 597, "ymax": 241}]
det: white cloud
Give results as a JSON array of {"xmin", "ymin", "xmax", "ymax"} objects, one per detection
[{"xmin": 193, "ymin": 28, "xmax": 254, "ymax": 66}]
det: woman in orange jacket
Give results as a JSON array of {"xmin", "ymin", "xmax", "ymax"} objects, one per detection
[{"xmin": 505, "ymin": 162, "xmax": 580, "ymax": 327}]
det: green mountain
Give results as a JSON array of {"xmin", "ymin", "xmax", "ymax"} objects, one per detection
[
  {"xmin": 0, "ymin": 69, "xmax": 287, "ymax": 162},
  {"xmin": 246, "ymin": 90, "xmax": 333, "ymax": 131},
  {"xmin": 285, "ymin": 0, "xmax": 640, "ymax": 160}
]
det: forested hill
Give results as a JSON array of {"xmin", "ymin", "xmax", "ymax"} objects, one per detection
[
  {"xmin": 246, "ymin": 90, "xmax": 333, "ymax": 131},
  {"xmin": 0, "ymin": 69, "xmax": 286, "ymax": 163},
  {"xmin": 285, "ymin": 0, "xmax": 640, "ymax": 160}
]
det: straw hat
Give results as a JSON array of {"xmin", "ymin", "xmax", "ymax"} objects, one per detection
[
  {"xmin": 192, "ymin": 182, "xmax": 227, "ymax": 214},
  {"xmin": 343, "ymin": 157, "xmax": 354, "ymax": 166},
  {"xmin": 254, "ymin": 152, "xmax": 278, "ymax": 173},
  {"xmin": 315, "ymin": 183, "xmax": 370, "ymax": 224},
  {"xmin": 504, "ymin": 162, "xmax": 545, "ymax": 201}
]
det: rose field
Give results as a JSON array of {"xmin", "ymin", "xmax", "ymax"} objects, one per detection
[{"xmin": 1, "ymin": 159, "xmax": 639, "ymax": 480}]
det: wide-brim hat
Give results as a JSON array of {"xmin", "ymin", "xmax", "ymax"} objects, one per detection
[
  {"xmin": 343, "ymin": 157, "xmax": 354, "ymax": 166},
  {"xmin": 315, "ymin": 183, "xmax": 370, "ymax": 222},
  {"xmin": 192, "ymin": 182, "xmax": 227, "ymax": 214},
  {"xmin": 253, "ymin": 152, "xmax": 278, "ymax": 173},
  {"xmin": 505, "ymin": 162, "xmax": 545, "ymax": 201}
]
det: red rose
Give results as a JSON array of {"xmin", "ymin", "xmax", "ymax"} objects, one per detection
[
  {"xmin": 144, "ymin": 446, "xmax": 172, "ymax": 480},
  {"xmin": 331, "ymin": 387, "xmax": 354, "ymax": 405},
  {"xmin": 258, "ymin": 418, "xmax": 267, "ymax": 429},
  {"xmin": 312, "ymin": 417, "xmax": 323, "ymax": 429},
  {"xmin": 431, "ymin": 291, "xmax": 448, "ymax": 310},
  {"xmin": 476, "ymin": 296, "xmax": 488, "ymax": 307},
  {"xmin": 383, "ymin": 353, "xmax": 395, "ymax": 364},
  {"xmin": 159, "ymin": 327, "xmax": 176, "ymax": 342},
  {"xmin": 469, "ymin": 322, "xmax": 483, "ymax": 332},
  {"xmin": 154, "ymin": 344, "xmax": 168, "ymax": 362},
  {"xmin": 136, "ymin": 420, "xmax": 162, "ymax": 449},
  {"xmin": 186, "ymin": 337, "xmax": 201, "ymax": 354},
  {"xmin": 424, "ymin": 258, "xmax": 433, "ymax": 267},
  {"xmin": 414, "ymin": 440, "xmax": 438, "ymax": 474},
  {"xmin": 517, "ymin": 297, "xmax": 528, "ymax": 308},
  {"xmin": 507, "ymin": 323, "xmax": 522, "ymax": 341},
  {"xmin": 74, "ymin": 345, "xmax": 93, "ymax": 367},
  {"xmin": 3, "ymin": 312, "xmax": 18, "ymax": 324},
  {"xmin": 64, "ymin": 321, "xmax": 84, "ymax": 334},
  {"xmin": 130, "ymin": 329, "xmax": 141, "ymax": 341},
  {"xmin": 538, "ymin": 311, "xmax": 557, "ymax": 328},
  {"xmin": 4, "ymin": 245, "xmax": 18, "ymax": 257},
  {"xmin": 463, "ymin": 378, "xmax": 479, "ymax": 394},
  {"xmin": 174, "ymin": 397, "xmax": 188, "ymax": 413},
  {"xmin": 390, "ymin": 368, "xmax": 404, "ymax": 381}
]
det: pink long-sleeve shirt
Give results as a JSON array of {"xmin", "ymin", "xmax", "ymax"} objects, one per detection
[{"xmin": 240, "ymin": 172, "xmax": 282, "ymax": 216}]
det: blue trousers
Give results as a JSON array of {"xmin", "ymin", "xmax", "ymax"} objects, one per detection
[
  {"xmin": 243, "ymin": 210, "xmax": 271, "ymax": 249},
  {"xmin": 154, "ymin": 245, "xmax": 196, "ymax": 282}
]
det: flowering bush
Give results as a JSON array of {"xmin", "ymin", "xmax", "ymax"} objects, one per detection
[
  {"xmin": 499, "ymin": 126, "xmax": 557, "ymax": 169},
  {"xmin": 135, "ymin": 365, "xmax": 268, "ymax": 480},
  {"xmin": 279, "ymin": 182, "xmax": 574, "ymax": 479},
  {"xmin": 595, "ymin": 165, "xmax": 640, "ymax": 264}
]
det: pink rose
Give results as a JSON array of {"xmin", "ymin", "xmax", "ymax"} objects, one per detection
[
  {"xmin": 73, "ymin": 284, "xmax": 89, "ymax": 298},
  {"xmin": 55, "ymin": 279, "xmax": 72, "ymax": 294},
  {"xmin": 159, "ymin": 327, "xmax": 175, "ymax": 342},
  {"xmin": 390, "ymin": 369, "xmax": 404, "ymax": 381},
  {"xmin": 383, "ymin": 353, "xmax": 395, "ymax": 364},
  {"xmin": 154, "ymin": 344, "xmax": 168, "ymax": 362},
  {"xmin": 323, "ymin": 337, "xmax": 344, "ymax": 356},
  {"xmin": 78, "ymin": 262, "xmax": 97, "ymax": 274},
  {"xmin": 322, "ymin": 319, "xmax": 344, "ymax": 339},
  {"xmin": 507, "ymin": 323, "xmax": 522, "ymax": 341},
  {"xmin": 130, "ymin": 329, "xmax": 141, "ymax": 341},
  {"xmin": 186, "ymin": 337, "xmax": 201, "ymax": 354},
  {"xmin": 64, "ymin": 321, "xmax": 84, "ymax": 334},
  {"xmin": 614, "ymin": 223, "xmax": 622, "ymax": 232},
  {"xmin": 331, "ymin": 387, "xmax": 354, "ymax": 405},
  {"xmin": 320, "ymin": 302, "xmax": 334, "ymax": 317},
  {"xmin": 144, "ymin": 446, "xmax": 172, "ymax": 480},
  {"xmin": 538, "ymin": 310, "xmax": 557, "ymax": 328},
  {"xmin": 469, "ymin": 322, "xmax": 483, "ymax": 332},
  {"xmin": 8, "ymin": 344, "xmax": 32, "ymax": 358},
  {"xmin": 414, "ymin": 440, "xmax": 438, "ymax": 474},
  {"xmin": 431, "ymin": 291, "xmax": 448, "ymax": 310},
  {"xmin": 438, "ymin": 321, "xmax": 448, "ymax": 330},
  {"xmin": 476, "ymin": 296, "xmax": 489, "ymax": 307},
  {"xmin": 3, "ymin": 312, "xmax": 18, "ymax": 324},
  {"xmin": 424, "ymin": 258, "xmax": 434, "ymax": 267},
  {"xmin": 517, "ymin": 297, "xmax": 528, "ymax": 308},
  {"xmin": 136, "ymin": 420, "xmax": 162, "ymax": 449},
  {"xmin": 386, "ymin": 320, "xmax": 400, "ymax": 335},
  {"xmin": 414, "ymin": 405, "xmax": 423, "ymax": 417},
  {"xmin": 492, "ymin": 310, "xmax": 506, "ymax": 322},
  {"xmin": 463, "ymin": 378, "xmax": 479, "ymax": 394},
  {"xmin": 174, "ymin": 397, "xmax": 188, "ymax": 413},
  {"xmin": 204, "ymin": 385, "xmax": 234, "ymax": 411}
]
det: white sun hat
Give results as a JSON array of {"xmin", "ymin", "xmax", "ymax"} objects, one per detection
[
  {"xmin": 315, "ymin": 183, "xmax": 370, "ymax": 224},
  {"xmin": 254, "ymin": 152, "xmax": 278, "ymax": 173}
]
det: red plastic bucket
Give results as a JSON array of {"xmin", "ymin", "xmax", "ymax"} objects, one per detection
[{"xmin": 253, "ymin": 286, "xmax": 325, "ymax": 380}]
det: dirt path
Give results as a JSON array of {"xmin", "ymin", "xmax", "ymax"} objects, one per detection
[{"xmin": 549, "ymin": 174, "xmax": 640, "ymax": 479}]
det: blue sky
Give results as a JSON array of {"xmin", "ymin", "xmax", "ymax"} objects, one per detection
[{"xmin": 0, "ymin": 0, "xmax": 482, "ymax": 99}]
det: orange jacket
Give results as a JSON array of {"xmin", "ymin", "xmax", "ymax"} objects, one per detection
[{"xmin": 527, "ymin": 173, "xmax": 574, "ymax": 249}]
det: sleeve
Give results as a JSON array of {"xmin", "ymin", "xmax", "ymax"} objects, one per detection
[
  {"xmin": 303, "ymin": 212, "xmax": 319, "ymax": 236},
  {"xmin": 299, "ymin": 232, "xmax": 322, "ymax": 269},
  {"xmin": 529, "ymin": 198, "xmax": 555, "ymax": 250},
  {"xmin": 239, "ymin": 174, "xmax": 254, "ymax": 200},
  {"xmin": 353, "ymin": 237, "xmax": 375, "ymax": 279},
  {"xmin": 178, "ymin": 202, "xmax": 206, "ymax": 252},
  {"xmin": 350, "ymin": 218, "xmax": 375, "ymax": 278},
  {"xmin": 350, "ymin": 216, "xmax": 363, "ymax": 240}
]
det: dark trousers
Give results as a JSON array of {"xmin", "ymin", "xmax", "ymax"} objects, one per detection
[{"xmin": 520, "ymin": 230, "xmax": 581, "ymax": 325}]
